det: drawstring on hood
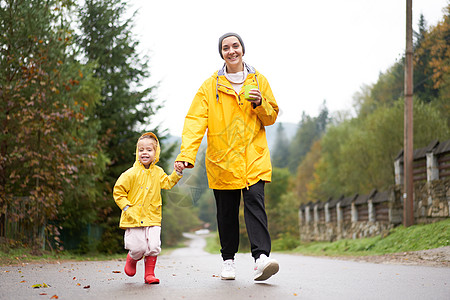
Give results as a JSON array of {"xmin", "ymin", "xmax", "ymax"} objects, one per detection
[{"xmin": 216, "ymin": 62, "xmax": 259, "ymax": 102}]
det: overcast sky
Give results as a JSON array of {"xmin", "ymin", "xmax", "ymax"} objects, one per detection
[{"xmin": 128, "ymin": 0, "xmax": 448, "ymax": 137}]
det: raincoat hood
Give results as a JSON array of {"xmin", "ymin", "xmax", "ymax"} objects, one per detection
[{"xmin": 134, "ymin": 132, "xmax": 160, "ymax": 168}]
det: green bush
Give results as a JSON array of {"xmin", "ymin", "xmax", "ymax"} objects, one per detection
[{"xmin": 272, "ymin": 233, "xmax": 300, "ymax": 251}]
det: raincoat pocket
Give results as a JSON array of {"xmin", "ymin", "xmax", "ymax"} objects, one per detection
[
  {"xmin": 206, "ymin": 132, "xmax": 230, "ymax": 164},
  {"xmin": 121, "ymin": 205, "xmax": 139, "ymax": 225},
  {"xmin": 149, "ymin": 203, "xmax": 162, "ymax": 223},
  {"xmin": 248, "ymin": 143, "xmax": 267, "ymax": 167}
]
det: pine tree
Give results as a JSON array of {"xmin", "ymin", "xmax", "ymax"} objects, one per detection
[
  {"xmin": 78, "ymin": 0, "xmax": 166, "ymax": 253},
  {"xmin": 414, "ymin": 14, "xmax": 438, "ymax": 102},
  {"xmin": 78, "ymin": 0, "xmax": 161, "ymax": 180}
]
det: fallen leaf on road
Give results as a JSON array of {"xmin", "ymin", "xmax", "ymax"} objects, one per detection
[
  {"xmin": 83, "ymin": 285, "xmax": 90, "ymax": 289},
  {"xmin": 73, "ymin": 277, "xmax": 76, "ymax": 280},
  {"xmin": 50, "ymin": 295, "xmax": 58, "ymax": 299},
  {"xmin": 39, "ymin": 293, "xmax": 47, "ymax": 295},
  {"xmin": 32, "ymin": 283, "xmax": 49, "ymax": 288},
  {"xmin": 112, "ymin": 271, "xmax": 121, "ymax": 273},
  {"xmin": 20, "ymin": 280, "xmax": 26, "ymax": 283},
  {"xmin": 76, "ymin": 283, "xmax": 81, "ymax": 286}
]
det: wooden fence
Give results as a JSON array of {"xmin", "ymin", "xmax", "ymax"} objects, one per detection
[{"xmin": 0, "ymin": 197, "xmax": 46, "ymax": 248}]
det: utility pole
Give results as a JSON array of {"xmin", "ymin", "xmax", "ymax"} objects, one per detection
[{"xmin": 403, "ymin": 0, "xmax": 414, "ymax": 227}]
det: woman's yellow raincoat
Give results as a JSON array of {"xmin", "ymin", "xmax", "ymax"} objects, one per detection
[
  {"xmin": 176, "ymin": 64, "xmax": 279, "ymax": 189},
  {"xmin": 114, "ymin": 132, "xmax": 182, "ymax": 229}
]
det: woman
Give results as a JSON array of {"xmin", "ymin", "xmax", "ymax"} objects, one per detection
[{"xmin": 175, "ymin": 32, "xmax": 279, "ymax": 281}]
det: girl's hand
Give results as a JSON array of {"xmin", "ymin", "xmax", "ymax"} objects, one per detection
[{"xmin": 174, "ymin": 161, "xmax": 187, "ymax": 173}]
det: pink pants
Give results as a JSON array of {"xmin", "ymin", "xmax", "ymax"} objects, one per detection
[{"xmin": 124, "ymin": 226, "xmax": 161, "ymax": 260}]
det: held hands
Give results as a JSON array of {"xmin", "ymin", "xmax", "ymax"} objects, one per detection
[{"xmin": 174, "ymin": 161, "xmax": 191, "ymax": 175}]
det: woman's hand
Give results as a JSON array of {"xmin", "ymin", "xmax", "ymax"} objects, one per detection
[{"xmin": 246, "ymin": 88, "xmax": 262, "ymax": 106}]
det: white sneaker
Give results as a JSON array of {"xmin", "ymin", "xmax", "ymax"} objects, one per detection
[
  {"xmin": 254, "ymin": 254, "xmax": 279, "ymax": 281},
  {"xmin": 220, "ymin": 259, "xmax": 236, "ymax": 280}
]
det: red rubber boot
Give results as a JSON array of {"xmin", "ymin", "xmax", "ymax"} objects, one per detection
[
  {"xmin": 144, "ymin": 256, "xmax": 160, "ymax": 284},
  {"xmin": 124, "ymin": 253, "xmax": 139, "ymax": 277}
]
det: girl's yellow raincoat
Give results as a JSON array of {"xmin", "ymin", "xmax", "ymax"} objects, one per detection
[
  {"xmin": 114, "ymin": 132, "xmax": 182, "ymax": 229},
  {"xmin": 176, "ymin": 64, "xmax": 279, "ymax": 189}
]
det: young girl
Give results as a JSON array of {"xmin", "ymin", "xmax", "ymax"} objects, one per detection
[{"xmin": 114, "ymin": 132, "xmax": 183, "ymax": 284}]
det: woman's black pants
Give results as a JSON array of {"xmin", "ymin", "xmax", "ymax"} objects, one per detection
[{"xmin": 213, "ymin": 180, "xmax": 271, "ymax": 261}]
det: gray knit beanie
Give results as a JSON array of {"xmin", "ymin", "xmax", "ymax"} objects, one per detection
[{"xmin": 218, "ymin": 32, "xmax": 245, "ymax": 59}]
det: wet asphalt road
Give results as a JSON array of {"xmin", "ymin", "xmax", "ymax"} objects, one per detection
[{"xmin": 1, "ymin": 233, "xmax": 449, "ymax": 300}]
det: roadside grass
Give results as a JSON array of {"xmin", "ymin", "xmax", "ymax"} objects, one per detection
[
  {"xmin": 205, "ymin": 234, "xmax": 221, "ymax": 254},
  {"xmin": 0, "ymin": 240, "xmax": 186, "ymax": 266},
  {"xmin": 290, "ymin": 218, "xmax": 450, "ymax": 257},
  {"xmin": 0, "ymin": 247, "xmax": 124, "ymax": 266}
]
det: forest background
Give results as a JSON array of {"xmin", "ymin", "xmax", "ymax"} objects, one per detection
[{"xmin": 0, "ymin": 0, "xmax": 449, "ymax": 254}]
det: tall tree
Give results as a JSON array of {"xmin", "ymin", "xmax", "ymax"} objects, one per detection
[
  {"xmin": 78, "ymin": 0, "xmax": 167, "ymax": 253},
  {"xmin": 413, "ymin": 14, "xmax": 438, "ymax": 102},
  {"xmin": 57, "ymin": 61, "xmax": 108, "ymax": 252},
  {"xmin": 415, "ymin": 6, "xmax": 450, "ymax": 94},
  {"xmin": 0, "ymin": 0, "xmax": 104, "ymax": 249},
  {"xmin": 416, "ymin": 4, "xmax": 450, "ymax": 126},
  {"xmin": 78, "ymin": 0, "xmax": 160, "ymax": 181}
]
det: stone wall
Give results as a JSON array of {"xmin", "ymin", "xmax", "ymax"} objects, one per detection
[
  {"xmin": 299, "ymin": 189, "xmax": 399, "ymax": 242},
  {"xmin": 414, "ymin": 179, "xmax": 450, "ymax": 224}
]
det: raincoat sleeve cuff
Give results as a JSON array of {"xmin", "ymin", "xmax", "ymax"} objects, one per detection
[
  {"xmin": 175, "ymin": 153, "xmax": 195, "ymax": 167},
  {"xmin": 252, "ymin": 97, "xmax": 278, "ymax": 126}
]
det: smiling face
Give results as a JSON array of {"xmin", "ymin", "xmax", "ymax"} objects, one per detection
[
  {"xmin": 221, "ymin": 36, "xmax": 244, "ymax": 73},
  {"xmin": 137, "ymin": 137, "xmax": 156, "ymax": 168}
]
